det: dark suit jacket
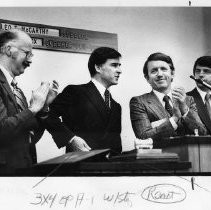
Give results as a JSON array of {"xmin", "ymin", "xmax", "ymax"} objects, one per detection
[
  {"xmin": 187, "ymin": 88, "xmax": 211, "ymax": 134},
  {"xmin": 130, "ymin": 91, "xmax": 207, "ymax": 142},
  {"xmin": 46, "ymin": 81, "xmax": 122, "ymax": 152},
  {"xmin": 0, "ymin": 70, "xmax": 45, "ymax": 174}
]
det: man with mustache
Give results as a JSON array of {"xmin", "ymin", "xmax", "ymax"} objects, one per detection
[
  {"xmin": 187, "ymin": 56, "xmax": 211, "ymax": 134},
  {"xmin": 0, "ymin": 29, "xmax": 59, "ymax": 174},
  {"xmin": 46, "ymin": 47, "xmax": 122, "ymax": 153},
  {"xmin": 130, "ymin": 52, "xmax": 206, "ymax": 146}
]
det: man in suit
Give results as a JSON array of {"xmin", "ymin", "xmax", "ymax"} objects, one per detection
[
  {"xmin": 187, "ymin": 56, "xmax": 211, "ymax": 134},
  {"xmin": 130, "ymin": 52, "xmax": 207, "ymax": 144},
  {"xmin": 0, "ymin": 29, "xmax": 60, "ymax": 174},
  {"xmin": 46, "ymin": 47, "xmax": 122, "ymax": 153}
]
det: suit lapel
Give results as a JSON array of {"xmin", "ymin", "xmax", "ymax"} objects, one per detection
[
  {"xmin": 190, "ymin": 88, "xmax": 211, "ymax": 133},
  {"xmin": 81, "ymin": 81, "xmax": 110, "ymax": 122},
  {"xmin": 147, "ymin": 91, "xmax": 168, "ymax": 119},
  {"xmin": 0, "ymin": 70, "xmax": 19, "ymax": 111}
]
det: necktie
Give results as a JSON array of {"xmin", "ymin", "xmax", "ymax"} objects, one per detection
[
  {"xmin": 11, "ymin": 79, "xmax": 35, "ymax": 158},
  {"xmin": 163, "ymin": 95, "xmax": 173, "ymax": 117},
  {"xmin": 104, "ymin": 89, "xmax": 110, "ymax": 110},
  {"xmin": 11, "ymin": 79, "xmax": 28, "ymax": 111},
  {"xmin": 205, "ymin": 92, "xmax": 211, "ymax": 119}
]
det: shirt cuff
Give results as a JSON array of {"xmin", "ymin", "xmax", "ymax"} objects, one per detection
[
  {"xmin": 68, "ymin": 135, "xmax": 76, "ymax": 144},
  {"xmin": 169, "ymin": 117, "xmax": 178, "ymax": 130},
  {"xmin": 182, "ymin": 108, "xmax": 189, "ymax": 118},
  {"xmin": 151, "ymin": 119, "xmax": 166, "ymax": 128}
]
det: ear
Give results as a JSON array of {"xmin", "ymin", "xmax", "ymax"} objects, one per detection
[
  {"xmin": 171, "ymin": 69, "xmax": 175, "ymax": 81},
  {"xmin": 7, "ymin": 45, "xmax": 18, "ymax": 59},
  {"xmin": 144, "ymin": 75, "xmax": 150, "ymax": 83},
  {"xmin": 95, "ymin": 64, "xmax": 101, "ymax": 73},
  {"xmin": 171, "ymin": 69, "xmax": 175, "ymax": 77},
  {"xmin": 4, "ymin": 45, "xmax": 12, "ymax": 57}
]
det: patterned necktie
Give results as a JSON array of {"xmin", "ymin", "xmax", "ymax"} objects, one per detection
[
  {"xmin": 163, "ymin": 95, "xmax": 173, "ymax": 116},
  {"xmin": 104, "ymin": 89, "xmax": 110, "ymax": 110},
  {"xmin": 205, "ymin": 92, "xmax": 211, "ymax": 119},
  {"xmin": 11, "ymin": 79, "xmax": 34, "ymax": 154},
  {"xmin": 11, "ymin": 79, "xmax": 28, "ymax": 111}
]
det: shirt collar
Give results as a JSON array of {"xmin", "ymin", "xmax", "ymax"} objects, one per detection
[
  {"xmin": 196, "ymin": 87, "xmax": 210, "ymax": 102},
  {"xmin": 153, "ymin": 89, "xmax": 173, "ymax": 104},
  {"xmin": 0, "ymin": 63, "xmax": 14, "ymax": 87},
  {"xmin": 91, "ymin": 78, "xmax": 109, "ymax": 98}
]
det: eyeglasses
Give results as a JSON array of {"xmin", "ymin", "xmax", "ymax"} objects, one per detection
[{"xmin": 12, "ymin": 46, "xmax": 34, "ymax": 59}]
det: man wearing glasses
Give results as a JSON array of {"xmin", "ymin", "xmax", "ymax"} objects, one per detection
[{"xmin": 0, "ymin": 29, "xmax": 59, "ymax": 174}]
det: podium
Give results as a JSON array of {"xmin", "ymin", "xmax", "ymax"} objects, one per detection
[
  {"xmin": 159, "ymin": 136, "xmax": 211, "ymax": 172},
  {"xmin": 31, "ymin": 148, "xmax": 191, "ymax": 176}
]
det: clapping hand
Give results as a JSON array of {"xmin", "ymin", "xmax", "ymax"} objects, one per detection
[
  {"xmin": 29, "ymin": 82, "xmax": 50, "ymax": 114},
  {"xmin": 172, "ymin": 86, "xmax": 188, "ymax": 115},
  {"xmin": 43, "ymin": 80, "xmax": 59, "ymax": 111}
]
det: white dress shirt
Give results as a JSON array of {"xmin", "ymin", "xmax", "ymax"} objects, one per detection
[
  {"xmin": 197, "ymin": 87, "xmax": 211, "ymax": 105},
  {"xmin": 91, "ymin": 78, "xmax": 110, "ymax": 101}
]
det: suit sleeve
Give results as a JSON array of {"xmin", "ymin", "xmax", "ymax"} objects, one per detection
[
  {"xmin": 181, "ymin": 96, "xmax": 207, "ymax": 135},
  {"xmin": 130, "ymin": 96, "xmax": 176, "ymax": 140},
  {"xmin": 43, "ymin": 86, "xmax": 75, "ymax": 148},
  {"xmin": 0, "ymin": 92, "xmax": 39, "ymax": 142}
]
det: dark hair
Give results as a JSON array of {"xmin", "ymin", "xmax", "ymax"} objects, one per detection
[
  {"xmin": 143, "ymin": 52, "xmax": 175, "ymax": 78},
  {"xmin": 88, "ymin": 47, "xmax": 121, "ymax": 77},
  {"xmin": 0, "ymin": 30, "xmax": 18, "ymax": 49},
  {"xmin": 193, "ymin": 56, "xmax": 211, "ymax": 75}
]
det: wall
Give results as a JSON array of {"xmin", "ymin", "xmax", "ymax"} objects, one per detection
[
  {"xmin": 0, "ymin": 7, "xmax": 208, "ymax": 162},
  {"xmin": 203, "ymin": 7, "xmax": 211, "ymax": 55}
]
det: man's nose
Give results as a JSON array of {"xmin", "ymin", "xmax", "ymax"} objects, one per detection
[
  {"xmin": 197, "ymin": 71, "xmax": 205, "ymax": 78},
  {"xmin": 157, "ymin": 68, "xmax": 163, "ymax": 76},
  {"xmin": 116, "ymin": 66, "xmax": 122, "ymax": 74}
]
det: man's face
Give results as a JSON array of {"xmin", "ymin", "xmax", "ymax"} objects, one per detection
[
  {"xmin": 9, "ymin": 34, "xmax": 33, "ymax": 77},
  {"xmin": 194, "ymin": 65, "xmax": 211, "ymax": 91},
  {"xmin": 98, "ymin": 58, "xmax": 122, "ymax": 88},
  {"xmin": 146, "ymin": 60, "xmax": 174, "ymax": 93}
]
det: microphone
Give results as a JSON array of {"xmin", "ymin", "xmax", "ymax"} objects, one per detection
[{"xmin": 190, "ymin": 75, "xmax": 211, "ymax": 90}]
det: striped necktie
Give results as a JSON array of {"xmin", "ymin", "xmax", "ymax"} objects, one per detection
[
  {"xmin": 11, "ymin": 79, "xmax": 35, "ymax": 157},
  {"xmin": 205, "ymin": 92, "xmax": 211, "ymax": 119},
  {"xmin": 11, "ymin": 79, "xmax": 28, "ymax": 111},
  {"xmin": 163, "ymin": 95, "xmax": 173, "ymax": 117}
]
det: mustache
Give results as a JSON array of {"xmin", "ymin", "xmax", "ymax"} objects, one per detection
[{"xmin": 22, "ymin": 61, "xmax": 31, "ymax": 67}]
